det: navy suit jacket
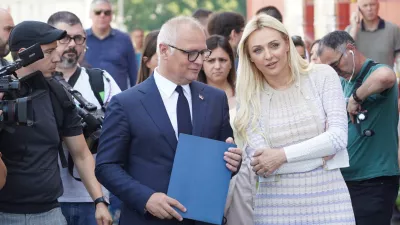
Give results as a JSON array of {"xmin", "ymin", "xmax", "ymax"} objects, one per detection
[{"xmin": 95, "ymin": 75, "xmax": 233, "ymax": 225}]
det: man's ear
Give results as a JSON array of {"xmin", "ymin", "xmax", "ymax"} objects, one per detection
[
  {"xmin": 229, "ymin": 29, "xmax": 236, "ymax": 41},
  {"xmin": 159, "ymin": 43, "xmax": 169, "ymax": 59},
  {"xmin": 346, "ymin": 43, "xmax": 356, "ymax": 52}
]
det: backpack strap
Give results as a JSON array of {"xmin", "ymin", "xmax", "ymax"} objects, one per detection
[
  {"xmin": 352, "ymin": 60, "xmax": 378, "ymax": 137},
  {"xmin": 68, "ymin": 153, "xmax": 82, "ymax": 181},
  {"xmin": 353, "ymin": 60, "xmax": 379, "ymax": 91},
  {"xmin": 47, "ymin": 76, "xmax": 76, "ymax": 169},
  {"xmin": 85, "ymin": 68, "xmax": 105, "ymax": 108},
  {"xmin": 67, "ymin": 67, "xmax": 82, "ymax": 88}
]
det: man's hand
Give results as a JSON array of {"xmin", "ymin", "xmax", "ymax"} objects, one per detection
[
  {"xmin": 347, "ymin": 96, "xmax": 361, "ymax": 123},
  {"xmin": 350, "ymin": 11, "xmax": 361, "ymax": 28},
  {"xmin": 0, "ymin": 152, "xmax": 6, "ymax": 190},
  {"xmin": 95, "ymin": 203, "xmax": 113, "ymax": 225},
  {"xmin": 348, "ymin": 11, "xmax": 361, "ymax": 39},
  {"xmin": 145, "ymin": 193, "xmax": 186, "ymax": 221},
  {"xmin": 224, "ymin": 137, "xmax": 242, "ymax": 172},
  {"xmin": 251, "ymin": 148, "xmax": 287, "ymax": 177}
]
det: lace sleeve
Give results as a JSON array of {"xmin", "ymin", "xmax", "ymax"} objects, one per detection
[{"xmin": 283, "ymin": 65, "xmax": 348, "ymax": 162}]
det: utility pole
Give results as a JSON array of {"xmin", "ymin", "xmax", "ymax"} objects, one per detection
[{"xmin": 117, "ymin": 0, "xmax": 125, "ymax": 31}]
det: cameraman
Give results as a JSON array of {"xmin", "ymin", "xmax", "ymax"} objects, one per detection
[
  {"xmin": 47, "ymin": 11, "xmax": 120, "ymax": 225},
  {"xmin": 0, "ymin": 21, "xmax": 112, "ymax": 225}
]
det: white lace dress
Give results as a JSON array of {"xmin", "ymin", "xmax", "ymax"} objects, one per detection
[{"xmin": 245, "ymin": 64, "xmax": 355, "ymax": 225}]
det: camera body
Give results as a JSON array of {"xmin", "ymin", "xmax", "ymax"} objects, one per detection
[
  {"xmin": 0, "ymin": 75, "xmax": 20, "ymax": 92},
  {"xmin": 0, "ymin": 44, "xmax": 44, "ymax": 129},
  {"xmin": 78, "ymin": 107, "xmax": 104, "ymax": 154},
  {"xmin": 52, "ymin": 74, "xmax": 103, "ymax": 154}
]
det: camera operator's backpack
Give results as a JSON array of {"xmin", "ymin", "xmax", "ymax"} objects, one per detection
[{"xmin": 68, "ymin": 67, "xmax": 106, "ymax": 108}]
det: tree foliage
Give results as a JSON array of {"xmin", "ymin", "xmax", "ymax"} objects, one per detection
[{"xmin": 113, "ymin": 0, "xmax": 246, "ymax": 32}]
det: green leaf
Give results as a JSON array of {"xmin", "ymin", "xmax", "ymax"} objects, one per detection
[{"xmin": 111, "ymin": 0, "xmax": 246, "ymax": 32}]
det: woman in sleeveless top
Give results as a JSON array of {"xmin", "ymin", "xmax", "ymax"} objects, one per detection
[
  {"xmin": 198, "ymin": 35, "xmax": 255, "ymax": 225},
  {"xmin": 233, "ymin": 15, "xmax": 355, "ymax": 224}
]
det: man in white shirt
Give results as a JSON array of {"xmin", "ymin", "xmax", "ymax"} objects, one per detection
[{"xmin": 48, "ymin": 11, "xmax": 119, "ymax": 225}]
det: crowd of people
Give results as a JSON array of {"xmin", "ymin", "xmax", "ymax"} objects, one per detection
[{"xmin": 0, "ymin": 0, "xmax": 400, "ymax": 224}]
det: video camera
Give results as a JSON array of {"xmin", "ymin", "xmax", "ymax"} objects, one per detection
[
  {"xmin": 52, "ymin": 74, "xmax": 103, "ymax": 153},
  {"xmin": 0, "ymin": 43, "xmax": 44, "ymax": 129}
]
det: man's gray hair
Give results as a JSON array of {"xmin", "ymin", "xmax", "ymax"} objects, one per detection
[
  {"xmin": 90, "ymin": 0, "xmax": 112, "ymax": 10},
  {"xmin": 156, "ymin": 16, "xmax": 205, "ymax": 55},
  {"xmin": 317, "ymin": 31, "xmax": 356, "ymax": 56}
]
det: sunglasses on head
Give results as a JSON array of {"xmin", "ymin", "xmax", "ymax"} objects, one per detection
[{"xmin": 94, "ymin": 10, "xmax": 112, "ymax": 16}]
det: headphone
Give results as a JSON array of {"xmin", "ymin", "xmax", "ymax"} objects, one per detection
[{"xmin": 348, "ymin": 49, "xmax": 355, "ymax": 81}]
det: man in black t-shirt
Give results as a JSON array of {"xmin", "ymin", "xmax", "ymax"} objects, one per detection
[{"xmin": 0, "ymin": 21, "xmax": 112, "ymax": 225}]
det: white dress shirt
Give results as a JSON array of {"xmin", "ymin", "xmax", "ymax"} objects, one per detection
[{"xmin": 154, "ymin": 68, "xmax": 193, "ymax": 139}]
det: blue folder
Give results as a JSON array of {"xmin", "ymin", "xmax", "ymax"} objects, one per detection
[{"xmin": 167, "ymin": 134, "xmax": 236, "ymax": 224}]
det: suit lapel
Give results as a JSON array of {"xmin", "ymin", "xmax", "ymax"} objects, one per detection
[
  {"xmin": 139, "ymin": 76, "xmax": 177, "ymax": 151},
  {"xmin": 190, "ymin": 81, "xmax": 208, "ymax": 136}
]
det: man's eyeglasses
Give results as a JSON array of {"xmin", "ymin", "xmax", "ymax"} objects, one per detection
[
  {"xmin": 167, "ymin": 45, "xmax": 212, "ymax": 62},
  {"xmin": 59, "ymin": 35, "xmax": 87, "ymax": 45},
  {"xmin": 330, "ymin": 52, "xmax": 344, "ymax": 73},
  {"xmin": 94, "ymin": 10, "xmax": 112, "ymax": 16}
]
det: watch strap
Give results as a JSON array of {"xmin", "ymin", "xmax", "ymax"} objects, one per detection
[
  {"xmin": 353, "ymin": 89, "xmax": 363, "ymax": 104},
  {"xmin": 94, "ymin": 196, "xmax": 109, "ymax": 206}
]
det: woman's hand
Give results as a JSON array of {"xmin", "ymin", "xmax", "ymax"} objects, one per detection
[{"xmin": 250, "ymin": 148, "xmax": 287, "ymax": 177}]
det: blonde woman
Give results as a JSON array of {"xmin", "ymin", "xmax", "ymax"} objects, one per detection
[{"xmin": 234, "ymin": 15, "xmax": 355, "ymax": 224}]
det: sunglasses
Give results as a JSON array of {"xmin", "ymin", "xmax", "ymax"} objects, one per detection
[
  {"xmin": 94, "ymin": 10, "xmax": 112, "ymax": 16},
  {"xmin": 330, "ymin": 52, "xmax": 344, "ymax": 73}
]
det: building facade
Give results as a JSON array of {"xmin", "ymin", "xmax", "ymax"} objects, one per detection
[{"xmin": 247, "ymin": 0, "xmax": 400, "ymax": 41}]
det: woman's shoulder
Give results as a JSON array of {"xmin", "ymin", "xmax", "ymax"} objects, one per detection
[
  {"xmin": 298, "ymin": 64, "xmax": 340, "ymax": 94},
  {"xmin": 304, "ymin": 64, "xmax": 338, "ymax": 84},
  {"xmin": 308, "ymin": 64, "xmax": 336, "ymax": 77}
]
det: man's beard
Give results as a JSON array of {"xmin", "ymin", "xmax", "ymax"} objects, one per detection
[
  {"xmin": 0, "ymin": 37, "xmax": 10, "ymax": 58},
  {"xmin": 59, "ymin": 48, "xmax": 80, "ymax": 69}
]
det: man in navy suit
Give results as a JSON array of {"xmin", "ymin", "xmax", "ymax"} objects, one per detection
[{"xmin": 95, "ymin": 16, "xmax": 242, "ymax": 225}]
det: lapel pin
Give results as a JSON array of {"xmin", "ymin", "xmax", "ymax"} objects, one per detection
[{"xmin": 199, "ymin": 94, "xmax": 204, "ymax": 100}]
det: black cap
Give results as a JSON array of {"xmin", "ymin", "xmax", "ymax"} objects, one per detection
[{"xmin": 9, "ymin": 21, "xmax": 67, "ymax": 52}]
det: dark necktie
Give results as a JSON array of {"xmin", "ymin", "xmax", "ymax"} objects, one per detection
[{"xmin": 175, "ymin": 85, "xmax": 192, "ymax": 135}]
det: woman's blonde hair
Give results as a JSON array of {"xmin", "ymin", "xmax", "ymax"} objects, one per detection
[{"xmin": 233, "ymin": 14, "xmax": 312, "ymax": 143}]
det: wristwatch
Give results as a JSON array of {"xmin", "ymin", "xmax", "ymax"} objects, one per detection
[
  {"xmin": 352, "ymin": 89, "xmax": 363, "ymax": 104},
  {"xmin": 94, "ymin": 196, "xmax": 110, "ymax": 207}
]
